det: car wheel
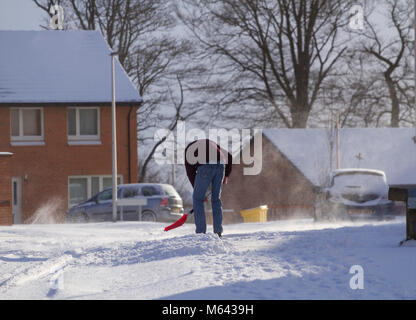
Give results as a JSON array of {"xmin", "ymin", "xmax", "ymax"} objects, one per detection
[
  {"xmin": 141, "ymin": 211, "xmax": 157, "ymax": 222},
  {"xmin": 71, "ymin": 212, "xmax": 89, "ymax": 223}
]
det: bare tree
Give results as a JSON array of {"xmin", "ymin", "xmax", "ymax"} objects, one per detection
[
  {"xmin": 312, "ymin": 0, "xmax": 415, "ymax": 129},
  {"xmin": 176, "ymin": 0, "xmax": 353, "ymax": 128},
  {"xmin": 33, "ymin": 0, "xmax": 172, "ymax": 65},
  {"xmin": 360, "ymin": 0, "xmax": 414, "ymax": 127},
  {"xmin": 314, "ymin": 48, "xmax": 390, "ymax": 128},
  {"xmin": 138, "ymin": 75, "xmax": 198, "ymax": 182}
]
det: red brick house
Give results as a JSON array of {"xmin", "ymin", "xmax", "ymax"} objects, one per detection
[
  {"xmin": 222, "ymin": 128, "xmax": 416, "ymax": 223},
  {"xmin": 0, "ymin": 31, "xmax": 142, "ymax": 225}
]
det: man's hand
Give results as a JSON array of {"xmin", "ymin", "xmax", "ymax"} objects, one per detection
[{"xmin": 223, "ymin": 177, "xmax": 228, "ymax": 185}]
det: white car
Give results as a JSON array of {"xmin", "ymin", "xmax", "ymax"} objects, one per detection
[{"xmin": 316, "ymin": 168, "xmax": 394, "ymax": 220}]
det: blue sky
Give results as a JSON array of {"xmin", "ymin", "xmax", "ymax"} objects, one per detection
[{"xmin": 0, "ymin": 0, "xmax": 44, "ymax": 30}]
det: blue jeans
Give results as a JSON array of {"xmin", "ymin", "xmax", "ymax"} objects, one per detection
[{"xmin": 193, "ymin": 164, "xmax": 225, "ymax": 234}]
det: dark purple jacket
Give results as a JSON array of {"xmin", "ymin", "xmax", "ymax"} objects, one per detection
[{"xmin": 184, "ymin": 139, "xmax": 232, "ymax": 188}]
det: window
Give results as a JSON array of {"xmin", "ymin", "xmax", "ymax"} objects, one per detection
[
  {"xmin": 13, "ymin": 181, "xmax": 18, "ymax": 206},
  {"xmin": 141, "ymin": 186, "xmax": 161, "ymax": 197},
  {"xmin": 121, "ymin": 187, "xmax": 140, "ymax": 199},
  {"xmin": 103, "ymin": 177, "xmax": 114, "ymax": 190},
  {"xmin": 69, "ymin": 178, "xmax": 88, "ymax": 206},
  {"xmin": 162, "ymin": 185, "xmax": 180, "ymax": 198},
  {"xmin": 97, "ymin": 189, "xmax": 112, "ymax": 202},
  {"xmin": 409, "ymin": 189, "xmax": 416, "ymax": 210},
  {"xmin": 91, "ymin": 177, "xmax": 100, "ymax": 196},
  {"xmin": 67, "ymin": 107, "xmax": 100, "ymax": 143},
  {"xmin": 10, "ymin": 108, "xmax": 44, "ymax": 143},
  {"xmin": 68, "ymin": 175, "xmax": 122, "ymax": 207}
]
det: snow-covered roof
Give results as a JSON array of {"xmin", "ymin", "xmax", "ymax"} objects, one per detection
[
  {"xmin": 262, "ymin": 128, "xmax": 416, "ymax": 187},
  {"xmin": 0, "ymin": 31, "xmax": 142, "ymax": 105}
]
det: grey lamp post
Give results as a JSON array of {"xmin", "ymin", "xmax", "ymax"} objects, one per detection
[{"xmin": 111, "ymin": 51, "xmax": 118, "ymax": 222}]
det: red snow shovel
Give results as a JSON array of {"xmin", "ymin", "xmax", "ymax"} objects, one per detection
[
  {"xmin": 164, "ymin": 192, "xmax": 212, "ymax": 232},
  {"xmin": 164, "ymin": 209, "xmax": 194, "ymax": 232}
]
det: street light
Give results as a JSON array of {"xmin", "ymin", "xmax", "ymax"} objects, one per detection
[{"xmin": 111, "ymin": 51, "xmax": 118, "ymax": 222}]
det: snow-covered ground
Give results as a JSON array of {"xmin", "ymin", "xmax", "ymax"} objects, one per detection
[{"xmin": 0, "ymin": 217, "xmax": 415, "ymax": 300}]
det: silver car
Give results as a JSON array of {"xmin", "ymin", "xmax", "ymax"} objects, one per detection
[{"xmin": 315, "ymin": 169, "xmax": 394, "ymax": 220}]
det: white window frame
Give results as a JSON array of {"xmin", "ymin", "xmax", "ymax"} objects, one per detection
[
  {"xmin": 67, "ymin": 107, "xmax": 100, "ymax": 143},
  {"xmin": 10, "ymin": 107, "xmax": 44, "ymax": 142},
  {"xmin": 68, "ymin": 174, "xmax": 123, "ymax": 208}
]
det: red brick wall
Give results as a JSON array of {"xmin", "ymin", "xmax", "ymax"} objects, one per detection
[
  {"xmin": 0, "ymin": 105, "xmax": 138, "ymax": 223},
  {"xmin": 221, "ymin": 136, "xmax": 316, "ymax": 224},
  {"xmin": 0, "ymin": 154, "xmax": 12, "ymax": 225}
]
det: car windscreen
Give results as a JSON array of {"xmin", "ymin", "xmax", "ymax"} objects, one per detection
[
  {"xmin": 333, "ymin": 172, "xmax": 385, "ymax": 189},
  {"xmin": 162, "ymin": 185, "xmax": 180, "ymax": 198},
  {"xmin": 121, "ymin": 187, "xmax": 140, "ymax": 198}
]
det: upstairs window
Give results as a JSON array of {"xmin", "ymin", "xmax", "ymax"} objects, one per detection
[
  {"xmin": 10, "ymin": 108, "xmax": 44, "ymax": 143},
  {"xmin": 67, "ymin": 107, "xmax": 100, "ymax": 143}
]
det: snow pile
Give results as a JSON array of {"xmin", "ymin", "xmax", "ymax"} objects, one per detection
[
  {"xmin": 0, "ymin": 218, "xmax": 414, "ymax": 300},
  {"xmin": 76, "ymin": 233, "xmax": 230, "ymax": 267}
]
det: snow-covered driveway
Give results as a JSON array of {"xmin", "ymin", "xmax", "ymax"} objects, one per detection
[{"xmin": 0, "ymin": 217, "xmax": 415, "ymax": 299}]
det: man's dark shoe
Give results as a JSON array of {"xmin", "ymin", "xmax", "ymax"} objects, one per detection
[{"xmin": 216, "ymin": 232, "xmax": 222, "ymax": 238}]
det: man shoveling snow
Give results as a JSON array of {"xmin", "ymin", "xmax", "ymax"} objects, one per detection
[{"xmin": 184, "ymin": 139, "xmax": 232, "ymax": 237}]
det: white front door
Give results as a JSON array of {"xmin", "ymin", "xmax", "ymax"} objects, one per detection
[{"xmin": 11, "ymin": 177, "xmax": 22, "ymax": 224}]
